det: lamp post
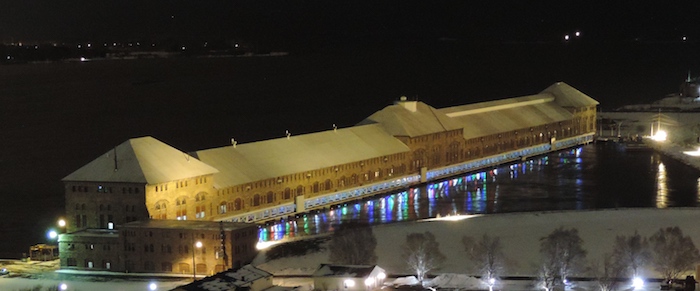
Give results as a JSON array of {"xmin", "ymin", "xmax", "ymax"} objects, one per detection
[{"xmin": 192, "ymin": 240, "xmax": 202, "ymax": 281}]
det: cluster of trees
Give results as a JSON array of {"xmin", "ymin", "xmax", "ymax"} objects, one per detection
[{"xmin": 327, "ymin": 224, "xmax": 700, "ymax": 290}]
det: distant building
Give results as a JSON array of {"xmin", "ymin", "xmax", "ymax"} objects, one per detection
[
  {"xmin": 58, "ymin": 82, "xmax": 598, "ymax": 274},
  {"xmin": 58, "ymin": 220, "xmax": 258, "ymax": 274},
  {"xmin": 312, "ymin": 264, "xmax": 387, "ymax": 291}
]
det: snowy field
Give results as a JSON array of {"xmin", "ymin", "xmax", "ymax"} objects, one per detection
[
  {"xmin": 2, "ymin": 208, "xmax": 699, "ymax": 291},
  {"xmin": 255, "ymin": 208, "xmax": 700, "ymax": 288}
]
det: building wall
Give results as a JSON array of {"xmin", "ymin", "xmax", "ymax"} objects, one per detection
[
  {"xmin": 58, "ymin": 231, "xmax": 121, "ymax": 271},
  {"xmin": 64, "ymin": 182, "xmax": 148, "ymax": 233},
  {"xmin": 120, "ymin": 225, "xmax": 258, "ymax": 274},
  {"xmin": 59, "ymin": 224, "xmax": 258, "ymax": 273},
  {"xmin": 145, "ymin": 174, "xmax": 215, "ymax": 221}
]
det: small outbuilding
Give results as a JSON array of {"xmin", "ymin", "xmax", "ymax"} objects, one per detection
[{"xmin": 312, "ymin": 264, "xmax": 387, "ymax": 291}]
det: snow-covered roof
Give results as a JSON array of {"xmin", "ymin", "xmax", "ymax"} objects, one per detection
[
  {"xmin": 174, "ymin": 265, "xmax": 272, "ymax": 291},
  {"xmin": 63, "ymin": 136, "xmax": 218, "ymax": 184},
  {"xmin": 311, "ymin": 264, "xmax": 380, "ymax": 278}
]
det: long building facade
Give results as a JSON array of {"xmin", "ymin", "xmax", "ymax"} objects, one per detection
[{"xmin": 59, "ymin": 82, "xmax": 598, "ymax": 274}]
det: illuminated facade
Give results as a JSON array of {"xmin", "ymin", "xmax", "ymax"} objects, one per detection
[{"xmin": 59, "ymin": 82, "xmax": 597, "ymax": 273}]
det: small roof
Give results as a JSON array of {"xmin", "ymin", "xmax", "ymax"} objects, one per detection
[
  {"xmin": 194, "ymin": 124, "xmax": 409, "ymax": 188},
  {"xmin": 63, "ymin": 136, "xmax": 218, "ymax": 184},
  {"xmin": 174, "ymin": 265, "xmax": 272, "ymax": 291},
  {"xmin": 357, "ymin": 101, "xmax": 462, "ymax": 137},
  {"xmin": 122, "ymin": 219, "xmax": 253, "ymax": 231},
  {"xmin": 542, "ymin": 82, "xmax": 599, "ymax": 108},
  {"xmin": 312, "ymin": 264, "xmax": 382, "ymax": 278}
]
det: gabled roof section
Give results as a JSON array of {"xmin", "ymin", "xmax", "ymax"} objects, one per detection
[
  {"xmin": 62, "ymin": 136, "xmax": 218, "ymax": 184},
  {"xmin": 357, "ymin": 101, "xmax": 462, "ymax": 137},
  {"xmin": 312, "ymin": 264, "xmax": 381, "ymax": 278},
  {"xmin": 439, "ymin": 94, "xmax": 573, "ymax": 139},
  {"xmin": 193, "ymin": 124, "xmax": 409, "ymax": 188},
  {"xmin": 542, "ymin": 82, "xmax": 599, "ymax": 108}
]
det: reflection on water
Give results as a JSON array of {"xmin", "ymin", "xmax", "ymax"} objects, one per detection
[
  {"xmin": 656, "ymin": 163, "xmax": 668, "ymax": 208},
  {"xmin": 259, "ymin": 144, "xmax": 700, "ymax": 242}
]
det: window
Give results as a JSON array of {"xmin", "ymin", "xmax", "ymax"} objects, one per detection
[
  {"xmin": 67, "ymin": 258, "xmax": 77, "ymax": 266},
  {"xmin": 196, "ymin": 206, "xmax": 205, "ymax": 219},
  {"xmin": 219, "ymin": 202, "xmax": 227, "ymax": 214},
  {"xmin": 162, "ymin": 262, "xmax": 173, "ymax": 272}
]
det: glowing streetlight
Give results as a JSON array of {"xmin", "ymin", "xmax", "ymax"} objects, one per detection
[
  {"xmin": 344, "ymin": 279, "xmax": 355, "ymax": 288},
  {"xmin": 58, "ymin": 219, "xmax": 66, "ymax": 228},
  {"xmin": 488, "ymin": 277, "xmax": 496, "ymax": 291},
  {"xmin": 60, "ymin": 283, "xmax": 68, "ymax": 290},
  {"xmin": 192, "ymin": 240, "xmax": 202, "ymax": 281},
  {"xmin": 632, "ymin": 277, "xmax": 644, "ymax": 289},
  {"xmin": 149, "ymin": 282, "xmax": 158, "ymax": 290},
  {"xmin": 47, "ymin": 230, "xmax": 58, "ymax": 240}
]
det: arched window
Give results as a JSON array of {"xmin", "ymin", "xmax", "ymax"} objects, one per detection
[
  {"xmin": 283, "ymin": 188, "xmax": 291, "ymax": 200},
  {"xmin": 323, "ymin": 179, "xmax": 332, "ymax": 190},
  {"xmin": 266, "ymin": 191, "xmax": 274, "ymax": 203},
  {"xmin": 219, "ymin": 202, "xmax": 227, "ymax": 214},
  {"xmin": 234, "ymin": 198, "xmax": 242, "ymax": 210},
  {"xmin": 312, "ymin": 182, "xmax": 319, "ymax": 193},
  {"xmin": 296, "ymin": 185, "xmax": 304, "ymax": 196},
  {"xmin": 253, "ymin": 194, "xmax": 261, "ymax": 206},
  {"xmin": 338, "ymin": 176, "xmax": 346, "ymax": 188},
  {"xmin": 350, "ymin": 174, "xmax": 358, "ymax": 186}
]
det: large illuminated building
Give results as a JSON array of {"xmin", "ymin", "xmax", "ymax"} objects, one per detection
[{"xmin": 58, "ymin": 82, "xmax": 597, "ymax": 274}]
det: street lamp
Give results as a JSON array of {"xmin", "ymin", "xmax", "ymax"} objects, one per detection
[{"xmin": 192, "ymin": 240, "xmax": 202, "ymax": 281}]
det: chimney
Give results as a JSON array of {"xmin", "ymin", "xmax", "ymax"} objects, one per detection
[{"xmin": 395, "ymin": 96, "xmax": 417, "ymax": 112}]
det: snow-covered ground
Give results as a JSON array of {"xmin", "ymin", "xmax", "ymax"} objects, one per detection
[
  {"xmin": 2, "ymin": 208, "xmax": 699, "ymax": 290},
  {"xmin": 255, "ymin": 208, "xmax": 700, "ymax": 288}
]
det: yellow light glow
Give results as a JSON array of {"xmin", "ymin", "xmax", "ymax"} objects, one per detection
[
  {"xmin": 421, "ymin": 214, "xmax": 482, "ymax": 222},
  {"xmin": 651, "ymin": 130, "xmax": 667, "ymax": 141},
  {"xmin": 683, "ymin": 148, "xmax": 700, "ymax": 156},
  {"xmin": 256, "ymin": 240, "xmax": 283, "ymax": 250}
]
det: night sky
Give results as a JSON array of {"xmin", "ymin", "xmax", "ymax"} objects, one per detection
[{"xmin": 0, "ymin": 1, "xmax": 697, "ymax": 48}]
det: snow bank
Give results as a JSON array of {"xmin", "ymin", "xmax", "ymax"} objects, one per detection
[{"xmin": 425, "ymin": 273, "xmax": 483, "ymax": 289}]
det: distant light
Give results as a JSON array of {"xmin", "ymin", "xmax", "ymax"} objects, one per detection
[
  {"xmin": 87, "ymin": 43, "xmax": 91, "ymax": 48},
  {"xmin": 80, "ymin": 57, "xmax": 88, "ymax": 62},
  {"xmin": 564, "ymin": 34, "xmax": 570, "ymax": 41},
  {"xmin": 48, "ymin": 230, "xmax": 58, "ymax": 239},
  {"xmin": 651, "ymin": 130, "xmax": 667, "ymax": 141},
  {"xmin": 377, "ymin": 272, "xmax": 386, "ymax": 280},
  {"xmin": 77, "ymin": 44, "xmax": 82, "ymax": 49},
  {"xmin": 235, "ymin": 43, "xmax": 239, "ymax": 48},
  {"xmin": 421, "ymin": 214, "xmax": 482, "ymax": 222},
  {"xmin": 58, "ymin": 219, "xmax": 66, "ymax": 227},
  {"xmin": 256, "ymin": 240, "xmax": 282, "ymax": 250},
  {"xmin": 149, "ymin": 282, "xmax": 158, "ymax": 290},
  {"xmin": 108, "ymin": 222, "xmax": 114, "ymax": 230},
  {"xmin": 489, "ymin": 278, "xmax": 496, "ymax": 285},
  {"xmin": 181, "ymin": 46, "xmax": 186, "ymax": 51},
  {"xmin": 365, "ymin": 278, "xmax": 375, "ymax": 286},
  {"xmin": 195, "ymin": 241, "xmax": 203, "ymax": 248},
  {"xmin": 344, "ymin": 279, "xmax": 355, "ymax": 288},
  {"xmin": 575, "ymin": 31, "xmax": 581, "ymax": 37},
  {"xmin": 60, "ymin": 283, "xmax": 68, "ymax": 290},
  {"xmin": 632, "ymin": 277, "xmax": 644, "ymax": 289},
  {"xmin": 683, "ymin": 36, "xmax": 687, "ymax": 41}
]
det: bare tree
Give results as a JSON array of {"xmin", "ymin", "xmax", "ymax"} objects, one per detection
[
  {"xmin": 536, "ymin": 261, "xmax": 558, "ymax": 291},
  {"xmin": 328, "ymin": 222, "xmax": 378, "ymax": 265},
  {"xmin": 402, "ymin": 231, "xmax": 446, "ymax": 283},
  {"xmin": 590, "ymin": 254, "xmax": 626, "ymax": 291},
  {"xmin": 611, "ymin": 230, "xmax": 651, "ymax": 277},
  {"xmin": 462, "ymin": 233, "xmax": 506, "ymax": 281},
  {"xmin": 539, "ymin": 227, "xmax": 587, "ymax": 287},
  {"xmin": 649, "ymin": 226, "xmax": 700, "ymax": 281}
]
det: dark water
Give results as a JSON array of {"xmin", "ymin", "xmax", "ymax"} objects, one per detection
[
  {"xmin": 1, "ymin": 42, "xmax": 699, "ymax": 258},
  {"xmin": 258, "ymin": 144, "xmax": 700, "ymax": 241}
]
